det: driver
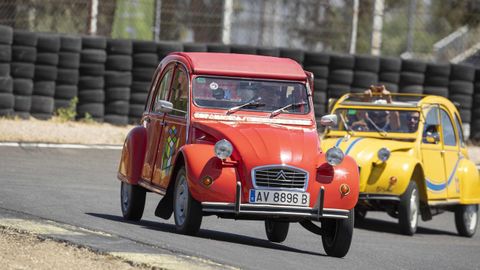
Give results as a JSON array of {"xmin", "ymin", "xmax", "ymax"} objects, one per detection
[{"xmin": 406, "ymin": 111, "xmax": 420, "ymax": 132}]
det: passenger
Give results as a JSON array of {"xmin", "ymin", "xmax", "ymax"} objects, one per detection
[{"xmin": 406, "ymin": 111, "xmax": 420, "ymax": 132}]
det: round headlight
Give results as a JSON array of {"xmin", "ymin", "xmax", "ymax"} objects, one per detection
[
  {"xmin": 326, "ymin": 147, "xmax": 344, "ymax": 166},
  {"xmin": 378, "ymin": 147, "xmax": 391, "ymax": 162},
  {"xmin": 214, "ymin": 139, "xmax": 233, "ymax": 160}
]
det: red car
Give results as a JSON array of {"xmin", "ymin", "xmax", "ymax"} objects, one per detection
[{"xmin": 117, "ymin": 52, "xmax": 359, "ymax": 257}]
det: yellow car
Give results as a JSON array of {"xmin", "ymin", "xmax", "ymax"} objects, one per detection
[{"xmin": 321, "ymin": 92, "xmax": 480, "ymax": 236}]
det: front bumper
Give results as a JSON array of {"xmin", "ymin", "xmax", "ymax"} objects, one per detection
[{"xmin": 201, "ymin": 182, "xmax": 350, "ymax": 220}]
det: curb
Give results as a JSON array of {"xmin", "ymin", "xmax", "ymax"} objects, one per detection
[{"xmin": 0, "ymin": 142, "xmax": 123, "ymax": 150}]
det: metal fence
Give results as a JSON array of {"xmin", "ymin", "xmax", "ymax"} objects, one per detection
[{"xmin": 1, "ymin": 0, "xmax": 480, "ymax": 60}]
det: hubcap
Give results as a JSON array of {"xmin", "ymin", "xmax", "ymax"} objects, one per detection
[
  {"xmin": 464, "ymin": 205, "xmax": 478, "ymax": 232},
  {"xmin": 409, "ymin": 189, "xmax": 418, "ymax": 229},
  {"xmin": 121, "ymin": 182, "xmax": 130, "ymax": 211},
  {"xmin": 175, "ymin": 174, "xmax": 188, "ymax": 226}
]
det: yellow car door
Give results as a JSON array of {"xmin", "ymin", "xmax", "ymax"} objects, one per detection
[{"xmin": 439, "ymin": 109, "xmax": 461, "ymax": 199}]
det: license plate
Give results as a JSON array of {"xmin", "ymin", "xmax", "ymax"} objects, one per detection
[{"xmin": 249, "ymin": 189, "xmax": 310, "ymax": 207}]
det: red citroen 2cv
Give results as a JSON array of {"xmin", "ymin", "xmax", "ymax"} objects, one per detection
[{"xmin": 117, "ymin": 52, "xmax": 359, "ymax": 257}]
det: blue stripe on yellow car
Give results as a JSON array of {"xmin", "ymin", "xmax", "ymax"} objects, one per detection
[
  {"xmin": 335, "ymin": 137, "xmax": 343, "ymax": 147},
  {"xmin": 426, "ymin": 157, "xmax": 462, "ymax": 192},
  {"xmin": 345, "ymin": 138, "xmax": 364, "ymax": 155}
]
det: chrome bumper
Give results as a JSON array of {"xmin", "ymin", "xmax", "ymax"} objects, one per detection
[{"xmin": 201, "ymin": 182, "xmax": 350, "ymax": 220}]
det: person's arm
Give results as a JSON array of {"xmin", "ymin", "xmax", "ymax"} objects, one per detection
[{"xmin": 380, "ymin": 86, "xmax": 400, "ymax": 130}]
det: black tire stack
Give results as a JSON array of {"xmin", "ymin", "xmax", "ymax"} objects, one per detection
[
  {"xmin": 399, "ymin": 59, "xmax": 425, "ymax": 94},
  {"xmin": 471, "ymin": 69, "xmax": 480, "ymax": 141},
  {"xmin": 327, "ymin": 54, "xmax": 354, "ymax": 99},
  {"xmin": 55, "ymin": 35, "xmax": 81, "ymax": 110},
  {"xmin": 304, "ymin": 52, "xmax": 330, "ymax": 122},
  {"xmin": 31, "ymin": 34, "xmax": 60, "ymax": 119},
  {"xmin": 157, "ymin": 41, "xmax": 183, "ymax": 62},
  {"xmin": 423, "ymin": 63, "xmax": 450, "ymax": 97},
  {"xmin": 104, "ymin": 39, "xmax": 132, "ymax": 125},
  {"xmin": 280, "ymin": 48, "xmax": 304, "ymax": 66},
  {"xmin": 78, "ymin": 36, "xmax": 107, "ymax": 121},
  {"xmin": 256, "ymin": 47, "xmax": 280, "ymax": 57},
  {"xmin": 11, "ymin": 30, "xmax": 37, "ymax": 118},
  {"xmin": 230, "ymin": 45, "xmax": 257, "ymax": 55},
  {"xmin": 378, "ymin": 57, "xmax": 401, "ymax": 92},
  {"xmin": 207, "ymin": 43, "xmax": 231, "ymax": 53},
  {"xmin": 351, "ymin": 55, "xmax": 379, "ymax": 93},
  {"xmin": 0, "ymin": 25, "xmax": 14, "ymax": 117},
  {"xmin": 448, "ymin": 64, "xmax": 475, "ymax": 125},
  {"xmin": 130, "ymin": 41, "xmax": 158, "ymax": 124},
  {"xmin": 183, "ymin": 43, "xmax": 207, "ymax": 52}
]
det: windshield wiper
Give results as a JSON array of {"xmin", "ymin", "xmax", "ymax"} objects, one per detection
[
  {"xmin": 365, "ymin": 116, "xmax": 388, "ymax": 136},
  {"xmin": 226, "ymin": 97, "xmax": 264, "ymax": 115},
  {"xmin": 269, "ymin": 102, "xmax": 307, "ymax": 118},
  {"xmin": 339, "ymin": 113, "xmax": 355, "ymax": 135}
]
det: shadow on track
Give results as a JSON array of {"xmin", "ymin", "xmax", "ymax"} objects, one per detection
[
  {"xmin": 354, "ymin": 217, "xmax": 457, "ymax": 236},
  {"xmin": 86, "ymin": 212, "xmax": 326, "ymax": 257}
]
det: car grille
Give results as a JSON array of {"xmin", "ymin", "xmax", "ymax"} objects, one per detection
[{"xmin": 253, "ymin": 166, "xmax": 307, "ymax": 190}]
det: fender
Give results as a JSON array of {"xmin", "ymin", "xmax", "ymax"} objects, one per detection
[
  {"xmin": 458, "ymin": 159, "xmax": 480, "ymax": 204},
  {"xmin": 117, "ymin": 126, "xmax": 147, "ymax": 185},
  {"xmin": 180, "ymin": 144, "xmax": 238, "ymax": 203}
]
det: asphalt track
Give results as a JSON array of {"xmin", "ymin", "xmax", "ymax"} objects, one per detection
[{"xmin": 0, "ymin": 146, "xmax": 479, "ymax": 270}]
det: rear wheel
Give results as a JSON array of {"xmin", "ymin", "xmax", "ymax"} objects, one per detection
[
  {"xmin": 173, "ymin": 166, "xmax": 203, "ymax": 235},
  {"xmin": 264, "ymin": 219, "xmax": 289, "ymax": 243},
  {"xmin": 398, "ymin": 181, "xmax": 419, "ymax": 235},
  {"xmin": 455, "ymin": 204, "xmax": 478, "ymax": 237},
  {"xmin": 120, "ymin": 181, "xmax": 146, "ymax": 221},
  {"xmin": 321, "ymin": 210, "xmax": 354, "ymax": 258}
]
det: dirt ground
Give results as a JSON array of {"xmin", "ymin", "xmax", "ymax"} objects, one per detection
[{"xmin": 0, "ymin": 227, "xmax": 146, "ymax": 270}]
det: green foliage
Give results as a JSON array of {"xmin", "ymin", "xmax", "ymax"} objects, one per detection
[
  {"xmin": 80, "ymin": 112, "xmax": 96, "ymax": 124},
  {"xmin": 111, "ymin": 0, "xmax": 155, "ymax": 40},
  {"xmin": 55, "ymin": 97, "xmax": 78, "ymax": 122}
]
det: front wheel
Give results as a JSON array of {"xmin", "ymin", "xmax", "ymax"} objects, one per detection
[
  {"xmin": 398, "ymin": 181, "xmax": 419, "ymax": 235},
  {"xmin": 264, "ymin": 219, "xmax": 289, "ymax": 243},
  {"xmin": 173, "ymin": 166, "xmax": 202, "ymax": 235},
  {"xmin": 321, "ymin": 210, "xmax": 354, "ymax": 258},
  {"xmin": 455, "ymin": 204, "xmax": 478, "ymax": 237},
  {"xmin": 120, "ymin": 181, "xmax": 146, "ymax": 221}
]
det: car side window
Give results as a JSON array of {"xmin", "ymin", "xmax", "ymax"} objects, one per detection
[
  {"xmin": 152, "ymin": 68, "xmax": 173, "ymax": 113},
  {"xmin": 169, "ymin": 68, "xmax": 188, "ymax": 117},
  {"xmin": 454, "ymin": 113, "xmax": 465, "ymax": 148},
  {"xmin": 440, "ymin": 109, "xmax": 457, "ymax": 146},
  {"xmin": 422, "ymin": 107, "xmax": 439, "ymax": 144}
]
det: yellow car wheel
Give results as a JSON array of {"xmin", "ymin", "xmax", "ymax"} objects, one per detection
[
  {"xmin": 398, "ymin": 181, "xmax": 419, "ymax": 236},
  {"xmin": 455, "ymin": 204, "xmax": 478, "ymax": 237}
]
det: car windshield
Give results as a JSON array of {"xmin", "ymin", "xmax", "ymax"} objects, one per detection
[
  {"xmin": 192, "ymin": 76, "xmax": 310, "ymax": 115},
  {"xmin": 330, "ymin": 108, "xmax": 421, "ymax": 134}
]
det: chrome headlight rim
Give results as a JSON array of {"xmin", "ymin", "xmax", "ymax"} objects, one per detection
[
  {"xmin": 214, "ymin": 139, "xmax": 233, "ymax": 160},
  {"xmin": 326, "ymin": 146, "xmax": 345, "ymax": 166},
  {"xmin": 377, "ymin": 147, "xmax": 391, "ymax": 162}
]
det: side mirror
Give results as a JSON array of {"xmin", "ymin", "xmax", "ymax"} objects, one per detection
[
  {"xmin": 155, "ymin": 100, "xmax": 173, "ymax": 113},
  {"xmin": 425, "ymin": 131, "xmax": 439, "ymax": 144},
  {"xmin": 320, "ymin": 114, "xmax": 337, "ymax": 126}
]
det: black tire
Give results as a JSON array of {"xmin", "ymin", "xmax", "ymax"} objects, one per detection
[
  {"xmin": 81, "ymin": 49, "xmax": 107, "ymax": 64},
  {"xmin": 206, "ymin": 43, "xmax": 231, "ymax": 53},
  {"xmin": 306, "ymin": 66, "xmax": 328, "ymax": 79},
  {"xmin": 380, "ymin": 56, "xmax": 401, "ymax": 72},
  {"xmin": 0, "ymin": 44, "xmax": 11, "ymax": 62},
  {"xmin": 34, "ymin": 65, "xmax": 57, "ymax": 81},
  {"xmin": 79, "ymin": 63, "xmax": 105, "ymax": 76},
  {"xmin": 37, "ymin": 34, "xmax": 60, "ymax": 53},
  {"xmin": 129, "ymin": 103, "xmax": 145, "ymax": 117},
  {"xmin": 133, "ymin": 40, "xmax": 157, "ymax": 53},
  {"xmin": 256, "ymin": 47, "xmax": 279, "ymax": 57},
  {"xmin": 105, "ymin": 101, "xmax": 129, "ymax": 115},
  {"xmin": 132, "ymin": 67, "xmax": 156, "ymax": 81},
  {"xmin": 82, "ymin": 36, "xmax": 107, "ymax": 50},
  {"xmin": 230, "ymin": 45, "xmax": 256, "ymax": 55},
  {"xmin": 322, "ymin": 209, "xmax": 354, "ymax": 258},
  {"xmin": 13, "ymin": 78, "xmax": 33, "ymax": 95},
  {"xmin": 0, "ymin": 25, "xmax": 13, "ymax": 45},
  {"xmin": 313, "ymin": 91, "xmax": 327, "ymax": 105},
  {"xmin": 133, "ymin": 53, "xmax": 159, "ymax": 67},
  {"xmin": 57, "ymin": 69, "xmax": 79, "ymax": 85},
  {"xmin": 13, "ymin": 30, "xmax": 37, "ymax": 47},
  {"xmin": 304, "ymin": 52, "xmax": 330, "ymax": 66},
  {"xmin": 11, "ymin": 62, "xmax": 34, "ymax": 79},
  {"xmin": 104, "ymin": 114, "xmax": 129, "ymax": 125},
  {"xmin": 0, "ymin": 63, "xmax": 10, "ymax": 77},
  {"xmin": 182, "ymin": 43, "xmax": 208, "ymax": 52},
  {"xmin": 379, "ymin": 72, "xmax": 400, "ymax": 83},
  {"xmin": 79, "ymin": 76, "xmax": 104, "ymax": 89},
  {"xmin": 120, "ymin": 181, "xmax": 146, "ymax": 221},
  {"xmin": 106, "ymin": 55, "xmax": 132, "ymax": 71},
  {"xmin": 0, "ymin": 108, "xmax": 13, "ymax": 116},
  {"xmin": 54, "ymin": 99, "xmax": 71, "ymax": 110},
  {"xmin": 30, "ymin": 95, "xmax": 54, "ymax": 113},
  {"xmin": 401, "ymin": 59, "xmax": 426, "ymax": 73},
  {"xmin": 31, "ymin": 112, "xmax": 52, "ymax": 120},
  {"xmin": 130, "ymin": 92, "xmax": 148, "ymax": 104},
  {"xmin": 424, "ymin": 76, "xmax": 449, "ymax": 87},
  {"xmin": 105, "ymin": 87, "xmax": 130, "ymax": 101},
  {"xmin": 449, "ymin": 94, "xmax": 473, "ymax": 109},
  {"xmin": 12, "ymin": 46, "xmax": 36, "ymax": 63},
  {"xmin": 0, "ymin": 93, "xmax": 14, "ymax": 109},
  {"xmin": 455, "ymin": 204, "xmax": 478, "ymax": 237},
  {"xmin": 105, "ymin": 71, "xmax": 132, "ymax": 87},
  {"xmin": 426, "ymin": 63, "xmax": 450, "ymax": 77},
  {"xmin": 353, "ymin": 71, "xmax": 378, "ymax": 88},
  {"xmin": 58, "ymin": 52, "xmax": 80, "ymax": 69},
  {"xmin": 313, "ymin": 104, "xmax": 326, "ymax": 116},
  {"xmin": 0, "ymin": 76, "xmax": 13, "ymax": 93},
  {"xmin": 131, "ymin": 81, "xmax": 151, "ymax": 93},
  {"xmin": 329, "ymin": 54, "xmax": 354, "ymax": 70},
  {"xmin": 55, "ymin": 85, "xmax": 77, "ymax": 99},
  {"xmin": 33, "ymin": 81, "xmax": 55, "ymax": 96},
  {"xmin": 77, "ymin": 103, "xmax": 104, "ymax": 118},
  {"xmin": 14, "ymin": 95, "xmax": 31, "ymax": 112},
  {"xmin": 328, "ymin": 70, "xmax": 354, "ymax": 85},
  {"xmin": 313, "ymin": 79, "xmax": 327, "ymax": 93},
  {"xmin": 327, "ymin": 84, "xmax": 351, "ymax": 98},
  {"xmin": 400, "ymin": 72, "xmax": 424, "ymax": 86},
  {"xmin": 107, "ymin": 39, "xmax": 132, "ymax": 55},
  {"xmin": 60, "ymin": 35, "xmax": 82, "ymax": 52},
  {"xmin": 398, "ymin": 181, "xmax": 419, "ymax": 235},
  {"xmin": 173, "ymin": 166, "xmax": 203, "ymax": 235},
  {"xmin": 354, "ymin": 208, "xmax": 367, "ymax": 224},
  {"xmin": 379, "ymin": 82, "xmax": 399, "ymax": 93},
  {"xmin": 264, "ymin": 219, "xmax": 289, "ymax": 243},
  {"xmin": 78, "ymin": 89, "xmax": 105, "ymax": 103},
  {"xmin": 354, "ymin": 55, "xmax": 380, "ymax": 73},
  {"xmin": 450, "ymin": 64, "xmax": 475, "ymax": 81},
  {"xmin": 449, "ymin": 81, "xmax": 474, "ymax": 95},
  {"xmin": 157, "ymin": 41, "xmax": 184, "ymax": 58},
  {"xmin": 280, "ymin": 48, "xmax": 304, "ymax": 64},
  {"xmin": 36, "ymin": 52, "xmax": 59, "ymax": 66},
  {"xmin": 423, "ymin": 86, "xmax": 448, "ymax": 97},
  {"xmin": 400, "ymin": 85, "xmax": 423, "ymax": 94},
  {"xmin": 459, "ymin": 109, "xmax": 471, "ymax": 123}
]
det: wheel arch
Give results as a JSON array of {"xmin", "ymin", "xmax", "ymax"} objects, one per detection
[{"xmin": 410, "ymin": 164, "xmax": 432, "ymax": 220}]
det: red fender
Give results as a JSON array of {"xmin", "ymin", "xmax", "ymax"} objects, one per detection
[{"xmin": 117, "ymin": 126, "xmax": 147, "ymax": 185}]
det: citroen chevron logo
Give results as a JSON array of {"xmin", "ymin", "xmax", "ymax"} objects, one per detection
[{"xmin": 275, "ymin": 170, "xmax": 288, "ymax": 181}]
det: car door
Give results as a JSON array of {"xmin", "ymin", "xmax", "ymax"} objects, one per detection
[
  {"xmin": 140, "ymin": 65, "xmax": 174, "ymax": 183},
  {"xmin": 151, "ymin": 65, "xmax": 189, "ymax": 189},
  {"xmin": 439, "ymin": 109, "xmax": 461, "ymax": 199},
  {"xmin": 420, "ymin": 106, "xmax": 447, "ymax": 200}
]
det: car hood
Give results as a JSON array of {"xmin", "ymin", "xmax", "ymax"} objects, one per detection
[
  {"xmin": 194, "ymin": 121, "xmax": 321, "ymax": 169},
  {"xmin": 321, "ymin": 136, "xmax": 414, "ymax": 166}
]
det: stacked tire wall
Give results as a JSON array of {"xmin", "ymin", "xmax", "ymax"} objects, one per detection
[
  {"xmin": 303, "ymin": 52, "xmax": 329, "ymax": 125},
  {"xmin": 0, "ymin": 25, "xmax": 13, "ymax": 117},
  {"xmin": 55, "ymin": 36, "xmax": 81, "ymax": 111}
]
